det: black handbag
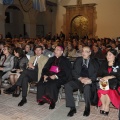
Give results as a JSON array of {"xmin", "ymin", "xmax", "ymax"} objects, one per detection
[{"xmin": 108, "ymin": 78, "xmax": 119, "ymax": 90}]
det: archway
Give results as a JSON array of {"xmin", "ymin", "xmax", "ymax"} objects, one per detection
[
  {"xmin": 5, "ymin": 5, "xmax": 24, "ymax": 38},
  {"xmin": 71, "ymin": 15, "xmax": 88, "ymax": 38}
]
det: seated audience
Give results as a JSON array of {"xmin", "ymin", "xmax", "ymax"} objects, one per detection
[
  {"xmin": 4, "ymin": 46, "xmax": 48, "ymax": 106},
  {"xmin": 74, "ymin": 44, "xmax": 82, "ymax": 57},
  {"xmin": 97, "ymin": 49, "xmax": 120, "ymax": 116},
  {"xmin": 64, "ymin": 46, "xmax": 99, "ymax": 117},
  {"xmin": 0, "ymin": 41, "xmax": 5, "ymax": 59},
  {"xmin": 91, "ymin": 45, "xmax": 104, "ymax": 59},
  {"xmin": 0, "ymin": 45, "xmax": 14, "ymax": 94},
  {"xmin": 65, "ymin": 42, "xmax": 76, "ymax": 57},
  {"xmin": 24, "ymin": 44, "xmax": 34, "ymax": 59},
  {"xmin": 3, "ymin": 47, "xmax": 28, "ymax": 97},
  {"xmin": 37, "ymin": 45, "xmax": 72, "ymax": 109}
]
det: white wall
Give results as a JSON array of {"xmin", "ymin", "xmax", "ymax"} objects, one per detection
[
  {"xmin": 55, "ymin": 0, "xmax": 120, "ymax": 38},
  {"xmin": 37, "ymin": 6, "xmax": 57, "ymax": 37}
]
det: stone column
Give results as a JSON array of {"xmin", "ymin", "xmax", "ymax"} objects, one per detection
[{"xmin": 23, "ymin": 10, "xmax": 37, "ymax": 38}]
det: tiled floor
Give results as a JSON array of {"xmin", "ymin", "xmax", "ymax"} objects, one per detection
[{"xmin": 0, "ymin": 89, "xmax": 119, "ymax": 120}]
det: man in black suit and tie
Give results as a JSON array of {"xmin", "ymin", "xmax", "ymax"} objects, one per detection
[{"xmin": 65, "ymin": 46, "xmax": 99, "ymax": 117}]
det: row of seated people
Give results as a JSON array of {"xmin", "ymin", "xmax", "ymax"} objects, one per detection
[{"xmin": 1, "ymin": 45, "xmax": 120, "ymax": 118}]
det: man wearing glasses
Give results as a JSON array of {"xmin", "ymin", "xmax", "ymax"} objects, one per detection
[{"xmin": 65, "ymin": 46, "xmax": 99, "ymax": 117}]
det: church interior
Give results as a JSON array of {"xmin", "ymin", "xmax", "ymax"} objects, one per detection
[{"xmin": 0, "ymin": 0, "xmax": 120, "ymax": 120}]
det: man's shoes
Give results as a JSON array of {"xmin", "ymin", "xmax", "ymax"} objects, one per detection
[
  {"xmin": 83, "ymin": 108, "xmax": 90, "ymax": 116},
  {"xmin": 12, "ymin": 89, "xmax": 21, "ymax": 97},
  {"xmin": 38, "ymin": 101, "xmax": 45, "ymax": 105},
  {"xmin": 18, "ymin": 99, "xmax": 27, "ymax": 106},
  {"xmin": 0, "ymin": 89, "xmax": 1, "ymax": 95},
  {"xmin": 67, "ymin": 108, "xmax": 76, "ymax": 117},
  {"xmin": 4, "ymin": 85, "xmax": 16, "ymax": 94},
  {"xmin": 49, "ymin": 101, "xmax": 56, "ymax": 109}
]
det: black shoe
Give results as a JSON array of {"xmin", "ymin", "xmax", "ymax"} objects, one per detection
[
  {"xmin": 49, "ymin": 101, "xmax": 56, "ymax": 109},
  {"xmin": 83, "ymin": 110, "xmax": 90, "ymax": 116},
  {"xmin": 18, "ymin": 99, "xmax": 27, "ymax": 106},
  {"xmin": 4, "ymin": 85, "xmax": 16, "ymax": 94},
  {"xmin": 12, "ymin": 89, "xmax": 21, "ymax": 97},
  {"xmin": 100, "ymin": 110, "xmax": 104, "ymax": 114},
  {"xmin": 38, "ymin": 101, "xmax": 45, "ymax": 105},
  {"xmin": 104, "ymin": 111, "xmax": 109, "ymax": 116},
  {"xmin": 0, "ymin": 89, "xmax": 1, "ymax": 95},
  {"xmin": 67, "ymin": 108, "xmax": 76, "ymax": 117}
]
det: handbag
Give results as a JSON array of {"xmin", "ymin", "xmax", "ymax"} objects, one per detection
[{"xmin": 108, "ymin": 78, "xmax": 119, "ymax": 90}]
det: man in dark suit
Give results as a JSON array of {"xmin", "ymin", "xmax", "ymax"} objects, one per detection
[{"xmin": 65, "ymin": 46, "xmax": 99, "ymax": 117}]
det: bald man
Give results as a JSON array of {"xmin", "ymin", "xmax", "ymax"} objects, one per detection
[{"xmin": 65, "ymin": 46, "xmax": 99, "ymax": 117}]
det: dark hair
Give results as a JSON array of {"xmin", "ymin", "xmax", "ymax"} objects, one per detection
[
  {"xmin": 34, "ymin": 45, "xmax": 43, "ymax": 51},
  {"xmin": 107, "ymin": 49, "xmax": 118, "ymax": 57},
  {"xmin": 25, "ymin": 44, "xmax": 31, "ymax": 49},
  {"xmin": 14, "ymin": 47, "xmax": 25, "ymax": 58},
  {"xmin": 57, "ymin": 43, "xmax": 64, "ymax": 51}
]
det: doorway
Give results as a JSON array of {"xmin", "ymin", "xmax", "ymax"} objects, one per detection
[{"xmin": 5, "ymin": 5, "xmax": 24, "ymax": 38}]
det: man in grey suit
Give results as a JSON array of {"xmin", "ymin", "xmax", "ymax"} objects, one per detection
[{"xmin": 65, "ymin": 46, "xmax": 99, "ymax": 117}]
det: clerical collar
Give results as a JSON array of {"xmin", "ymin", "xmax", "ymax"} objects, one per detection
[{"xmin": 82, "ymin": 58, "xmax": 90, "ymax": 68}]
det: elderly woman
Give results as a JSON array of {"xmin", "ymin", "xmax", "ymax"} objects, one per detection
[
  {"xmin": 0, "ymin": 45, "xmax": 14, "ymax": 94},
  {"xmin": 97, "ymin": 49, "xmax": 120, "ymax": 116},
  {"xmin": 37, "ymin": 45, "xmax": 72, "ymax": 109}
]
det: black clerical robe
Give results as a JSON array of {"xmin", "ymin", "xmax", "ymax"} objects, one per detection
[{"xmin": 37, "ymin": 56, "xmax": 72, "ymax": 102}]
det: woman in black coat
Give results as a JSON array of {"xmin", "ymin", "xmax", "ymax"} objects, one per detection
[{"xmin": 37, "ymin": 45, "xmax": 72, "ymax": 109}]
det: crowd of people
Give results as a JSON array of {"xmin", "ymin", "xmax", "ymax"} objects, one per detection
[{"xmin": 0, "ymin": 33, "xmax": 120, "ymax": 117}]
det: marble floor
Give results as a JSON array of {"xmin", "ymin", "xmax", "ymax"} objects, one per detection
[{"xmin": 0, "ymin": 89, "xmax": 119, "ymax": 120}]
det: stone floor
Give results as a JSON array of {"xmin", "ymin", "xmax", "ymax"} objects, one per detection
[{"xmin": 0, "ymin": 89, "xmax": 119, "ymax": 120}]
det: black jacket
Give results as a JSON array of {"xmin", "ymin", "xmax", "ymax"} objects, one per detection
[
  {"xmin": 41, "ymin": 56, "xmax": 72, "ymax": 85},
  {"xmin": 72, "ymin": 57, "xmax": 99, "ymax": 82}
]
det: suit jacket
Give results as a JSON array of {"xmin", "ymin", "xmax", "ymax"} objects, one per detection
[
  {"xmin": 28, "ymin": 54, "xmax": 48, "ymax": 81},
  {"xmin": 72, "ymin": 57, "xmax": 99, "ymax": 82},
  {"xmin": 0, "ymin": 54, "xmax": 14, "ymax": 72}
]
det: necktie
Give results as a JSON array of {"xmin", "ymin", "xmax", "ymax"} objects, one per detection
[{"xmin": 33, "ymin": 56, "xmax": 40, "ymax": 66}]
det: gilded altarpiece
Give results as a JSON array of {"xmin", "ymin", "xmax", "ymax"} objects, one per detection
[{"xmin": 64, "ymin": 3, "xmax": 97, "ymax": 39}]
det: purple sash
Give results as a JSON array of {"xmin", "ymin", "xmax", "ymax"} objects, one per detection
[{"xmin": 49, "ymin": 65, "xmax": 60, "ymax": 73}]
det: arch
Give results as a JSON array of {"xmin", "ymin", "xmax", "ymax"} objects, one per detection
[{"xmin": 5, "ymin": 5, "xmax": 24, "ymax": 38}]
